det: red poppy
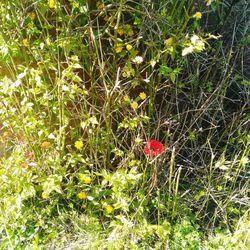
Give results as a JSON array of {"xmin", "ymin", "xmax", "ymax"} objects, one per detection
[{"xmin": 144, "ymin": 140, "xmax": 164, "ymax": 157}]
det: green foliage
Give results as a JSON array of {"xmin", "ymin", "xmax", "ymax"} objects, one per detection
[{"xmin": 0, "ymin": 0, "xmax": 249, "ymax": 249}]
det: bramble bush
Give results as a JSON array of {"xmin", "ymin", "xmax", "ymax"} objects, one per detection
[{"xmin": 0, "ymin": 0, "xmax": 249, "ymax": 249}]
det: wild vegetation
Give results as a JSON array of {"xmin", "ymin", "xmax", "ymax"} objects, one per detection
[{"xmin": 0, "ymin": 0, "xmax": 249, "ymax": 249}]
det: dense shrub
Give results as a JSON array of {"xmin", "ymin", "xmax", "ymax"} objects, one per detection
[{"xmin": 0, "ymin": 0, "xmax": 249, "ymax": 249}]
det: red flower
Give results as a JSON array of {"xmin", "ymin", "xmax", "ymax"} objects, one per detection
[{"xmin": 144, "ymin": 140, "xmax": 164, "ymax": 157}]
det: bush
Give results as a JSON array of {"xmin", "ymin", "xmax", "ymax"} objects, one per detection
[{"xmin": 0, "ymin": 0, "xmax": 249, "ymax": 249}]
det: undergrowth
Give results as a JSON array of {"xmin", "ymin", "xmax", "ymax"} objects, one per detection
[{"xmin": 0, "ymin": 0, "xmax": 249, "ymax": 249}]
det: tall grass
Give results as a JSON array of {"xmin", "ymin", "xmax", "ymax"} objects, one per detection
[{"xmin": 0, "ymin": 0, "xmax": 249, "ymax": 249}]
